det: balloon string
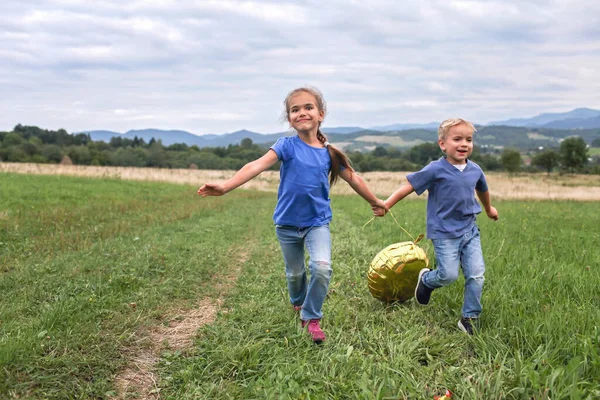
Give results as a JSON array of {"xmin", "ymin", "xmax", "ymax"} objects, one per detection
[{"xmin": 363, "ymin": 209, "xmax": 416, "ymax": 242}]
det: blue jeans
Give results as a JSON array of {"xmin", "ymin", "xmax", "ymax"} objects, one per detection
[
  {"xmin": 275, "ymin": 224, "xmax": 332, "ymax": 321},
  {"xmin": 422, "ymin": 224, "xmax": 485, "ymax": 318}
]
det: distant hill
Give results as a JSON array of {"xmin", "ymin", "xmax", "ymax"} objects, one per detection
[
  {"xmin": 541, "ymin": 115, "xmax": 600, "ymax": 129},
  {"xmin": 321, "ymin": 127, "xmax": 364, "ymax": 134},
  {"xmin": 78, "ymin": 108, "xmax": 600, "ymax": 151},
  {"xmin": 83, "ymin": 129, "xmax": 209, "ymax": 146},
  {"xmin": 83, "ymin": 129, "xmax": 281, "ymax": 147},
  {"xmin": 370, "ymin": 122, "xmax": 439, "ymax": 131},
  {"xmin": 83, "ymin": 130, "xmax": 123, "ymax": 143},
  {"xmin": 81, "ymin": 127, "xmax": 369, "ymax": 148},
  {"xmin": 489, "ymin": 108, "xmax": 600, "ymax": 128}
]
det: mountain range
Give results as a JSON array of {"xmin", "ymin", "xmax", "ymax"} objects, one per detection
[
  {"xmin": 488, "ymin": 108, "xmax": 600, "ymax": 128},
  {"xmin": 80, "ymin": 108, "xmax": 600, "ymax": 149}
]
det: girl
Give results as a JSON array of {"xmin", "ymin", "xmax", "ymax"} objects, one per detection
[{"xmin": 198, "ymin": 87, "xmax": 385, "ymax": 344}]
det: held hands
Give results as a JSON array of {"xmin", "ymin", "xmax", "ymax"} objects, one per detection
[
  {"xmin": 371, "ymin": 198, "xmax": 388, "ymax": 217},
  {"xmin": 486, "ymin": 206, "xmax": 499, "ymax": 221},
  {"xmin": 197, "ymin": 183, "xmax": 226, "ymax": 197}
]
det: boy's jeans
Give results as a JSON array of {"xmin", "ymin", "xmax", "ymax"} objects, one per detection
[
  {"xmin": 422, "ymin": 224, "xmax": 485, "ymax": 318},
  {"xmin": 275, "ymin": 224, "xmax": 332, "ymax": 321}
]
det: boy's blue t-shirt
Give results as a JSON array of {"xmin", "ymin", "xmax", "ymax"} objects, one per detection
[
  {"xmin": 270, "ymin": 136, "xmax": 332, "ymax": 227},
  {"xmin": 407, "ymin": 157, "xmax": 489, "ymax": 239}
]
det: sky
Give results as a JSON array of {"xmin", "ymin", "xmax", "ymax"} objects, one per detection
[{"xmin": 2, "ymin": 0, "xmax": 600, "ymax": 135}]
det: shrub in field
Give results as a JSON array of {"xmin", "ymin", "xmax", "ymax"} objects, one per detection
[
  {"xmin": 532, "ymin": 148, "xmax": 560, "ymax": 175},
  {"xmin": 560, "ymin": 136, "xmax": 589, "ymax": 173},
  {"xmin": 500, "ymin": 148, "xmax": 522, "ymax": 173}
]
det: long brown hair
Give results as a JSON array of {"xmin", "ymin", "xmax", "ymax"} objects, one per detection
[{"xmin": 283, "ymin": 87, "xmax": 354, "ymax": 186}]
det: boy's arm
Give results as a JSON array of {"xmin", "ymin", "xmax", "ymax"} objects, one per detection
[
  {"xmin": 384, "ymin": 182, "xmax": 415, "ymax": 210},
  {"xmin": 476, "ymin": 190, "xmax": 499, "ymax": 221},
  {"xmin": 339, "ymin": 169, "xmax": 385, "ymax": 209},
  {"xmin": 198, "ymin": 150, "xmax": 279, "ymax": 196}
]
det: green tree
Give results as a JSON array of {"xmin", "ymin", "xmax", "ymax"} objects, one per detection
[
  {"xmin": 471, "ymin": 153, "xmax": 502, "ymax": 171},
  {"xmin": 559, "ymin": 136, "xmax": 588, "ymax": 173},
  {"xmin": 189, "ymin": 152, "xmax": 222, "ymax": 169},
  {"xmin": 42, "ymin": 144, "xmax": 63, "ymax": 163},
  {"xmin": 72, "ymin": 133, "xmax": 91, "ymax": 146},
  {"xmin": 68, "ymin": 146, "xmax": 92, "ymax": 165},
  {"xmin": 500, "ymin": 148, "xmax": 521, "ymax": 174},
  {"xmin": 109, "ymin": 137, "xmax": 125, "ymax": 148},
  {"xmin": 147, "ymin": 141, "xmax": 168, "ymax": 167},
  {"xmin": 114, "ymin": 147, "xmax": 145, "ymax": 167},
  {"xmin": 29, "ymin": 137, "xmax": 43, "ymax": 147},
  {"xmin": 532, "ymin": 149, "xmax": 560, "ymax": 175},
  {"xmin": 240, "ymin": 138, "xmax": 253, "ymax": 149},
  {"xmin": 387, "ymin": 158, "xmax": 418, "ymax": 171},
  {"xmin": 372, "ymin": 146, "xmax": 388, "ymax": 157},
  {"xmin": 168, "ymin": 143, "xmax": 188, "ymax": 152},
  {"xmin": 408, "ymin": 142, "xmax": 441, "ymax": 165},
  {"xmin": 20, "ymin": 141, "xmax": 40, "ymax": 157},
  {"xmin": 89, "ymin": 140, "xmax": 111, "ymax": 152},
  {"xmin": 2, "ymin": 133, "xmax": 23, "ymax": 147},
  {"xmin": 2, "ymin": 146, "xmax": 26, "ymax": 162}
]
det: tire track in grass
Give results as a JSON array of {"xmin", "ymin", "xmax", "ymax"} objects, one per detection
[{"xmin": 113, "ymin": 242, "xmax": 253, "ymax": 399}]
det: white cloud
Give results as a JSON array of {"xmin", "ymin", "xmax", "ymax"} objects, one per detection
[{"xmin": 1, "ymin": 0, "xmax": 599, "ymax": 134}]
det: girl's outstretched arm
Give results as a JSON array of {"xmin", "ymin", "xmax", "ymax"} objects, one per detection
[
  {"xmin": 339, "ymin": 169, "xmax": 386, "ymax": 210},
  {"xmin": 197, "ymin": 150, "xmax": 279, "ymax": 197}
]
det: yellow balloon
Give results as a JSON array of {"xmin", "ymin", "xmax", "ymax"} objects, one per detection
[{"xmin": 368, "ymin": 240, "xmax": 429, "ymax": 303}]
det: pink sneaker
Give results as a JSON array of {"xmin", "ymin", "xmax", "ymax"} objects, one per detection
[{"xmin": 301, "ymin": 319, "xmax": 326, "ymax": 344}]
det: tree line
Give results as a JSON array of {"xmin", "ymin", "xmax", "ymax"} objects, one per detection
[{"xmin": 0, "ymin": 124, "xmax": 598, "ymax": 174}]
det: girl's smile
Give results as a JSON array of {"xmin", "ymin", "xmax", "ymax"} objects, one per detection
[{"xmin": 287, "ymin": 92, "xmax": 324, "ymax": 134}]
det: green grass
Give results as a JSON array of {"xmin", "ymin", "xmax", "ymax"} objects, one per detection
[
  {"xmin": 0, "ymin": 173, "xmax": 275, "ymax": 398},
  {"xmin": 1, "ymin": 173, "xmax": 599, "ymax": 399}
]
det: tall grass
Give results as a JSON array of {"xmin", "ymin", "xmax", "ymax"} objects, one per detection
[
  {"xmin": 1, "ymin": 172, "xmax": 599, "ymax": 399},
  {"xmin": 0, "ymin": 173, "xmax": 275, "ymax": 398},
  {"xmin": 2, "ymin": 162, "xmax": 600, "ymax": 201},
  {"xmin": 158, "ymin": 197, "xmax": 600, "ymax": 399}
]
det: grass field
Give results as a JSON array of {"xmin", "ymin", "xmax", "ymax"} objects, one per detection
[
  {"xmin": 1, "ymin": 172, "xmax": 599, "ymax": 399},
  {"xmin": 2, "ymin": 162, "xmax": 600, "ymax": 201}
]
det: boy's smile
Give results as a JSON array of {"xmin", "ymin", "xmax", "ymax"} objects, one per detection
[{"xmin": 438, "ymin": 122, "xmax": 474, "ymax": 165}]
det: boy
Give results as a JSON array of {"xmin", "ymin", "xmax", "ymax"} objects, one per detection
[{"xmin": 377, "ymin": 118, "xmax": 499, "ymax": 334}]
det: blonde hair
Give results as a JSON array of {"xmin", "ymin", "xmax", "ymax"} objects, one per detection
[
  {"xmin": 438, "ymin": 118, "xmax": 476, "ymax": 140},
  {"xmin": 282, "ymin": 87, "xmax": 354, "ymax": 186}
]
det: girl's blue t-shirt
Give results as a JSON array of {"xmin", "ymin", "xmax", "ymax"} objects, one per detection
[
  {"xmin": 407, "ymin": 157, "xmax": 488, "ymax": 239},
  {"xmin": 270, "ymin": 136, "xmax": 332, "ymax": 227}
]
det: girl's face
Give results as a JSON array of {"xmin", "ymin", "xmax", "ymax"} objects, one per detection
[
  {"xmin": 438, "ymin": 122, "xmax": 474, "ymax": 165},
  {"xmin": 287, "ymin": 91, "xmax": 324, "ymax": 134}
]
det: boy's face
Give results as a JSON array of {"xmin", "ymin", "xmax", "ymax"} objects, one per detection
[{"xmin": 438, "ymin": 122, "xmax": 474, "ymax": 165}]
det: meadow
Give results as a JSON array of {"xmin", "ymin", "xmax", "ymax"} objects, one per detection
[
  {"xmin": 2, "ymin": 162, "xmax": 600, "ymax": 202},
  {"xmin": 1, "ymin": 171, "xmax": 599, "ymax": 399}
]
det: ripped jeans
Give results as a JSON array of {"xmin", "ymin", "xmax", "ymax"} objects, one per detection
[
  {"xmin": 275, "ymin": 224, "xmax": 332, "ymax": 321},
  {"xmin": 423, "ymin": 224, "xmax": 485, "ymax": 318}
]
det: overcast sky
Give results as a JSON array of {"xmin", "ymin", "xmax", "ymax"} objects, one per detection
[{"xmin": 2, "ymin": 0, "xmax": 599, "ymax": 135}]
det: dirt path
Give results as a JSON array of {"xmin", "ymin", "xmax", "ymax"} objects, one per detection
[
  {"xmin": 113, "ymin": 299, "xmax": 218, "ymax": 399},
  {"xmin": 112, "ymin": 249, "xmax": 249, "ymax": 399},
  {"xmin": 2, "ymin": 162, "xmax": 599, "ymax": 201}
]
